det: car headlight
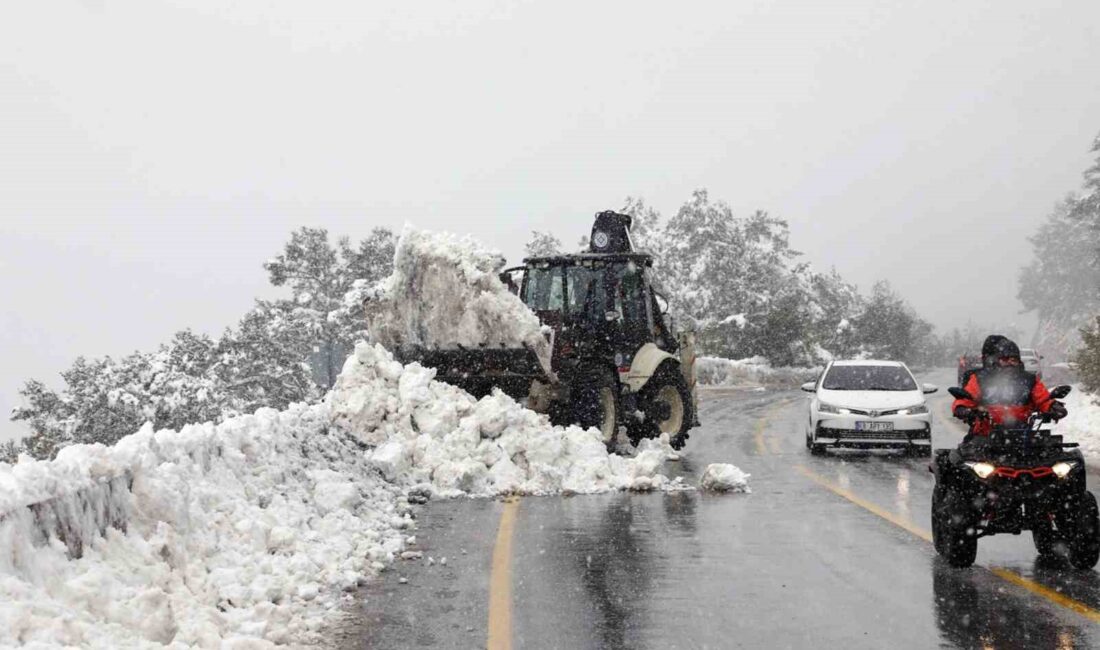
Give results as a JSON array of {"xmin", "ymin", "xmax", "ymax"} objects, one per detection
[
  {"xmin": 896, "ymin": 404, "xmax": 929, "ymax": 416},
  {"xmin": 1052, "ymin": 461, "xmax": 1078, "ymax": 479},
  {"xmin": 818, "ymin": 403, "xmax": 850, "ymax": 415},
  {"xmin": 964, "ymin": 462, "xmax": 996, "ymax": 479}
]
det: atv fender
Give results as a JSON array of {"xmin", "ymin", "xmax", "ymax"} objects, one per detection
[{"xmin": 621, "ymin": 343, "xmax": 678, "ymax": 393}]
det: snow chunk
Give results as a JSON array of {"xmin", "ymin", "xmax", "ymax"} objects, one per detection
[
  {"xmin": 700, "ymin": 463, "xmax": 751, "ymax": 493},
  {"xmin": 364, "ymin": 226, "xmax": 553, "ymax": 378},
  {"xmin": 330, "ymin": 342, "xmax": 678, "ymax": 498}
]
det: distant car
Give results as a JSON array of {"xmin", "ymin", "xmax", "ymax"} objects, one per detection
[
  {"xmin": 1019, "ymin": 348, "xmax": 1043, "ymax": 379},
  {"xmin": 957, "ymin": 353, "xmax": 982, "ymax": 386},
  {"xmin": 803, "ymin": 360, "xmax": 938, "ymax": 457}
]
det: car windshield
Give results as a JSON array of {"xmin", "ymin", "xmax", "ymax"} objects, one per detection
[
  {"xmin": 1020, "ymin": 349, "xmax": 1037, "ymax": 358},
  {"xmin": 822, "ymin": 365, "xmax": 917, "ymax": 391}
]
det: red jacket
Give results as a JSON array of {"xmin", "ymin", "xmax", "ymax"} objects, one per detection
[{"xmin": 952, "ymin": 369, "xmax": 1054, "ymax": 436}]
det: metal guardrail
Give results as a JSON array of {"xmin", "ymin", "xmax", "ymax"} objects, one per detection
[{"xmin": 0, "ymin": 471, "xmax": 133, "ymax": 559}]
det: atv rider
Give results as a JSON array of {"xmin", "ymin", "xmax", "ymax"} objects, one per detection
[{"xmin": 952, "ymin": 335, "xmax": 1068, "ymax": 438}]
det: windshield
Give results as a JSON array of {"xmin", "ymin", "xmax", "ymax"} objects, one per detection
[
  {"xmin": 522, "ymin": 267, "xmax": 564, "ymax": 311},
  {"xmin": 822, "ymin": 365, "xmax": 917, "ymax": 391}
]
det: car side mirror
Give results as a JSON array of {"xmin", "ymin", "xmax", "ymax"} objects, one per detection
[
  {"xmin": 800, "ymin": 381, "xmax": 816, "ymax": 393},
  {"xmin": 948, "ymin": 387, "xmax": 974, "ymax": 401},
  {"xmin": 922, "ymin": 383, "xmax": 939, "ymax": 394},
  {"xmin": 1050, "ymin": 385, "xmax": 1072, "ymax": 399}
]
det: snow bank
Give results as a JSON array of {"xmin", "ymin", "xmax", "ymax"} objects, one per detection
[
  {"xmin": 363, "ymin": 227, "xmax": 553, "ymax": 377},
  {"xmin": 699, "ymin": 464, "xmax": 751, "ymax": 493},
  {"xmin": 696, "ymin": 356, "xmax": 820, "ymax": 389},
  {"xmin": 0, "ymin": 339, "xmax": 684, "ymax": 647},
  {"xmin": 1058, "ymin": 388, "xmax": 1100, "ymax": 463},
  {"xmin": 330, "ymin": 343, "xmax": 682, "ymax": 497},
  {"xmin": 0, "ymin": 404, "xmax": 410, "ymax": 647}
]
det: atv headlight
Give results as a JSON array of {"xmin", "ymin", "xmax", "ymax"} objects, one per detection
[
  {"xmin": 964, "ymin": 462, "xmax": 996, "ymax": 479},
  {"xmin": 818, "ymin": 403, "xmax": 850, "ymax": 415},
  {"xmin": 1052, "ymin": 461, "xmax": 1078, "ymax": 479},
  {"xmin": 896, "ymin": 404, "xmax": 929, "ymax": 416}
]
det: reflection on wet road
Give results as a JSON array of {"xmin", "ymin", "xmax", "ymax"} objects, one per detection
[{"xmin": 331, "ymin": 370, "xmax": 1100, "ymax": 648}]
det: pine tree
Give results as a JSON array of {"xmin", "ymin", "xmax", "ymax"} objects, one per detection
[
  {"xmin": 1078, "ymin": 316, "xmax": 1100, "ymax": 396},
  {"xmin": 264, "ymin": 227, "xmax": 395, "ymax": 389},
  {"xmin": 524, "ymin": 231, "xmax": 563, "ymax": 257}
]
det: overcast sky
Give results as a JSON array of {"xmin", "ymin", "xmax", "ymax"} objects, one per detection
[{"xmin": 2, "ymin": 0, "xmax": 1099, "ymax": 441}]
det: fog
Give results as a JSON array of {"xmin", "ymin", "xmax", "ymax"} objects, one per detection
[{"xmin": 3, "ymin": 0, "xmax": 1099, "ymax": 441}]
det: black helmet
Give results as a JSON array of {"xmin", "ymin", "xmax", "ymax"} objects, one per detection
[{"xmin": 981, "ymin": 335, "xmax": 1021, "ymax": 367}]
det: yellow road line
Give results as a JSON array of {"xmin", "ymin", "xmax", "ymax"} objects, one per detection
[
  {"xmin": 991, "ymin": 568, "xmax": 1100, "ymax": 623},
  {"xmin": 487, "ymin": 498, "xmax": 520, "ymax": 650},
  {"xmin": 796, "ymin": 464, "xmax": 1100, "ymax": 623},
  {"xmin": 754, "ymin": 418, "xmax": 767, "ymax": 455},
  {"xmin": 796, "ymin": 465, "xmax": 933, "ymax": 543}
]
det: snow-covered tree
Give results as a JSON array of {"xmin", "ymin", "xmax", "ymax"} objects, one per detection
[
  {"xmin": 852, "ymin": 281, "xmax": 932, "ymax": 362},
  {"xmin": 218, "ymin": 302, "xmax": 319, "ymax": 414},
  {"xmin": 620, "ymin": 196, "xmax": 664, "ymax": 253},
  {"xmin": 264, "ymin": 226, "xmax": 395, "ymax": 388},
  {"xmin": 1077, "ymin": 316, "xmax": 1100, "ymax": 396},
  {"xmin": 0, "ymin": 440, "xmax": 17, "ymax": 464},
  {"xmin": 1020, "ymin": 132, "xmax": 1100, "ymax": 358},
  {"xmin": 11, "ymin": 331, "xmax": 227, "ymax": 459},
  {"xmin": 524, "ymin": 230, "xmax": 563, "ymax": 257}
]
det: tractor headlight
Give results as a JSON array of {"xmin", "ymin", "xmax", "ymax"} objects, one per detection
[
  {"xmin": 818, "ymin": 403, "xmax": 850, "ymax": 415},
  {"xmin": 964, "ymin": 462, "xmax": 996, "ymax": 479},
  {"xmin": 897, "ymin": 404, "xmax": 929, "ymax": 416},
  {"xmin": 1052, "ymin": 462, "xmax": 1078, "ymax": 479}
]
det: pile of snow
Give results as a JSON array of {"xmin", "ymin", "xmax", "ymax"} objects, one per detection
[
  {"xmin": 362, "ymin": 227, "xmax": 553, "ymax": 377},
  {"xmin": 700, "ymin": 463, "xmax": 751, "ymax": 493},
  {"xmin": 1058, "ymin": 388, "xmax": 1100, "ymax": 463},
  {"xmin": 696, "ymin": 356, "xmax": 820, "ymax": 389},
  {"xmin": 330, "ymin": 342, "xmax": 681, "ymax": 497},
  {"xmin": 0, "ymin": 404, "xmax": 410, "ymax": 647}
]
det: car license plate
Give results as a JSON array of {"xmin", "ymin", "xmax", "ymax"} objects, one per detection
[{"xmin": 855, "ymin": 421, "xmax": 893, "ymax": 432}]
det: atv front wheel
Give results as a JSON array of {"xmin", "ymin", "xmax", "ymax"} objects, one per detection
[
  {"xmin": 638, "ymin": 364, "xmax": 694, "ymax": 450},
  {"xmin": 1067, "ymin": 492, "xmax": 1100, "ymax": 570},
  {"xmin": 933, "ymin": 488, "xmax": 977, "ymax": 567}
]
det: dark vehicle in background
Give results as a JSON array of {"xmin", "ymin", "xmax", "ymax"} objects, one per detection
[
  {"xmin": 956, "ymin": 354, "xmax": 982, "ymax": 387},
  {"xmin": 931, "ymin": 385, "xmax": 1100, "ymax": 569}
]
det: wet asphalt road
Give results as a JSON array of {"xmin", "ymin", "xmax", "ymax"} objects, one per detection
[{"xmin": 330, "ymin": 370, "xmax": 1100, "ymax": 649}]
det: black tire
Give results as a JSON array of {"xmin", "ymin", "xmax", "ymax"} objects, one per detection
[
  {"xmin": 931, "ymin": 486, "xmax": 946, "ymax": 555},
  {"xmin": 1032, "ymin": 524, "xmax": 1061, "ymax": 559},
  {"xmin": 572, "ymin": 367, "xmax": 620, "ymax": 451},
  {"xmin": 1068, "ymin": 492, "xmax": 1100, "ymax": 570},
  {"xmin": 934, "ymin": 488, "xmax": 977, "ymax": 567},
  {"xmin": 638, "ymin": 363, "xmax": 694, "ymax": 450},
  {"xmin": 810, "ymin": 443, "xmax": 826, "ymax": 456}
]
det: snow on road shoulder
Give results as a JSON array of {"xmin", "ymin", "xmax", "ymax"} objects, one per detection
[
  {"xmin": 0, "ymin": 404, "xmax": 410, "ymax": 648},
  {"xmin": 700, "ymin": 463, "xmax": 751, "ymax": 493},
  {"xmin": 1059, "ymin": 388, "xmax": 1100, "ymax": 463},
  {"xmin": 330, "ymin": 342, "xmax": 683, "ymax": 497},
  {"xmin": 361, "ymin": 226, "xmax": 553, "ymax": 377},
  {"xmin": 1, "ymin": 341, "xmax": 687, "ymax": 648}
]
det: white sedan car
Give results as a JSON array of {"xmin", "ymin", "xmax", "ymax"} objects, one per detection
[{"xmin": 803, "ymin": 360, "xmax": 938, "ymax": 457}]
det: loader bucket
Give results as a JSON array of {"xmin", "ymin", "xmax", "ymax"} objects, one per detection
[{"xmin": 394, "ymin": 345, "xmax": 552, "ymax": 400}]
